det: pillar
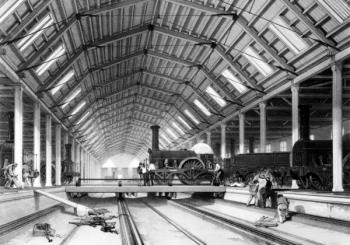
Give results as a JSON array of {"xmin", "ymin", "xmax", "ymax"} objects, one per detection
[
  {"xmin": 63, "ymin": 133, "xmax": 69, "ymax": 160},
  {"xmin": 33, "ymin": 102, "xmax": 41, "ymax": 187},
  {"xmin": 87, "ymin": 154, "xmax": 90, "ymax": 181},
  {"xmin": 230, "ymin": 139, "xmax": 235, "ymax": 156},
  {"xmin": 75, "ymin": 143, "xmax": 80, "ymax": 173},
  {"xmin": 239, "ymin": 113, "xmax": 245, "ymax": 154},
  {"xmin": 71, "ymin": 137, "xmax": 75, "ymax": 163},
  {"xmin": 82, "ymin": 150, "xmax": 86, "ymax": 179},
  {"xmin": 332, "ymin": 63, "xmax": 343, "ymax": 192},
  {"xmin": 45, "ymin": 115, "xmax": 52, "ymax": 186},
  {"xmin": 14, "ymin": 86, "xmax": 23, "ymax": 181},
  {"xmin": 259, "ymin": 102, "xmax": 266, "ymax": 153},
  {"xmin": 291, "ymin": 85, "xmax": 300, "ymax": 146},
  {"xmin": 206, "ymin": 131, "xmax": 211, "ymax": 148},
  {"xmin": 221, "ymin": 124, "xmax": 226, "ymax": 159},
  {"xmin": 55, "ymin": 125, "xmax": 61, "ymax": 186},
  {"xmin": 81, "ymin": 150, "xmax": 84, "ymax": 179},
  {"xmin": 249, "ymin": 137, "xmax": 255, "ymax": 153}
]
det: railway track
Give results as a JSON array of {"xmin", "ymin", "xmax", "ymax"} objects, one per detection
[
  {"xmin": 141, "ymin": 200, "xmax": 207, "ymax": 245},
  {"xmin": 0, "ymin": 204, "xmax": 63, "ymax": 237},
  {"xmin": 118, "ymin": 199, "xmax": 144, "ymax": 245},
  {"xmin": 170, "ymin": 200, "xmax": 321, "ymax": 245}
]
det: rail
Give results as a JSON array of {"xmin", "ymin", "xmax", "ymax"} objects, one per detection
[
  {"xmin": 171, "ymin": 201, "xmax": 317, "ymax": 245},
  {"xmin": 0, "ymin": 205, "xmax": 62, "ymax": 237},
  {"xmin": 117, "ymin": 199, "xmax": 144, "ymax": 245},
  {"xmin": 141, "ymin": 201, "xmax": 206, "ymax": 245},
  {"xmin": 77, "ymin": 177, "xmax": 214, "ymax": 186}
]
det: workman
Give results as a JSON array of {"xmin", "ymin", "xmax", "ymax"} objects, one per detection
[
  {"xmin": 4, "ymin": 163, "xmax": 21, "ymax": 189},
  {"xmin": 149, "ymin": 162, "xmax": 156, "ymax": 185},
  {"xmin": 246, "ymin": 179, "xmax": 259, "ymax": 206},
  {"xmin": 276, "ymin": 194, "xmax": 289, "ymax": 223}
]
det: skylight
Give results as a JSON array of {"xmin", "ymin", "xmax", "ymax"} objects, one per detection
[
  {"xmin": 172, "ymin": 122, "xmax": 185, "ymax": 135},
  {"xmin": 159, "ymin": 140, "xmax": 166, "ymax": 148},
  {"xmin": 269, "ymin": 16, "xmax": 308, "ymax": 54},
  {"xmin": 0, "ymin": 0, "xmax": 25, "ymax": 23},
  {"xmin": 194, "ymin": 99, "xmax": 211, "ymax": 116},
  {"xmin": 205, "ymin": 86, "xmax": 227, "ymax": 107},
  {"xmin": 244, "ymin": 46, "xmax": 274, "ymax": 77},
  {"xmin": 317, "ymin": 0, "xmax": 350, "ymax": 23},
  {"xmin": 222, "ymin": 69, "xmax": 248, "ymax": 94},
  {"xmin": 177, "ymin": 116, "xmax": 192, "ymax": 130},
  {"xmin": 161, "ymin": 134, "xmax": 172, "ymax": 144},
  {"xmin": 51, "ymin": 70, "xmax": 75, "ymax": 95},
  {"xmin": 184, "ymin": 109, "xmax": 199, "ymax": 124},
  {"xmin": 36, "ymin": 45, "xmax": 65, "ymax": 76},
  {"xmin": 71, "ymin": 101, "xmax": 86, "ymax": 115},
  {"xmin": 76, "ymin": 112, "xmax": 90, "ymax": 125},
  {"xmin": 62, "ymin": 88, "xmax": 81, "ymax": 109},
  {"xmin": 17, "ymin": 14, "xmax": 53, "ymax": 51},
  {"xmin": 166, "ymin": 128, "xmax": 178, "ymax": 139}
]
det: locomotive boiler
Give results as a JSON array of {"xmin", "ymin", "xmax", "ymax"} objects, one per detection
[
  {"xmin": 148, "ymin": 125, "xmax": 214, "ymax": 185},
  {"xmin": 289, "ymin": 105, "xmax": 350, "ymax": 190},
  {"xmin": 229, "ymin": 105, "xmax": 350, "ymax": 190}
]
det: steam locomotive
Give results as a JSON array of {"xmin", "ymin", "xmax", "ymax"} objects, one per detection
[
  {"xmin": 229, "ymin": 105, "xmax": 350, "ymax": 190},
  {"xmin": 148, "ymin": 125, "xmax": 215, "ymax": 185}
]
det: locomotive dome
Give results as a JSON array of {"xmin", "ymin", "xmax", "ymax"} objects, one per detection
[{"xmin": 191, "ymin": 143, "xmax": 214, "ymax": 155}]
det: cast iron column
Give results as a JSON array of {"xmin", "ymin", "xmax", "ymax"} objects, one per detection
[{"xmin": 332, "ymin": 63, "xmax": 344, "ymax": 192}]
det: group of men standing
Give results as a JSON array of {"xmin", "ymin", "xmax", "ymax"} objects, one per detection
[
  {"xmin": 247, "ymin": 172, "xmax": 273, "ymax": 208},
  {"xmin": 137, "ymin": 161, "xmax": 156, "ymax": 186},
  {"xmin": 246, "ymin": 170, "xmax": 289, "ymax": 223}
]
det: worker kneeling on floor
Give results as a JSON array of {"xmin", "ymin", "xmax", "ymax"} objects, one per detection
[{"xmin": 277, "ymin": 194, "xmax": 289, "ymax": 223}]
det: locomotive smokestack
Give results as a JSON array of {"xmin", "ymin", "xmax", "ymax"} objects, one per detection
[
  {"xmin": 65, "ymin": 144, "xmax": 72, "ymax": 162},
  {"xmin": 150, "ymin": 125, "xmax": 160, "ymax": 151},
  {"xmin": 299, "ymin": 105, "xmax": 310, "ymax": 141}
]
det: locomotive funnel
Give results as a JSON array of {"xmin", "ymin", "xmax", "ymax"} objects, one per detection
[
  {"xmin": 150, "ymin": 125, "xmax": 160, "ymax": 151},
  {"xmin": 299, "ymin": 105, "xmax": 310, "ymax": 141},
  {"xmin": 64, "ymin": 144, "xmax": 72, "ymax": 163}
]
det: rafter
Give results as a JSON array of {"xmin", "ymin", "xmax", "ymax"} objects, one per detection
[
  {"xmin": 2, "ymin": 0, "xmax": 54, "ymax": 42},
  {"xmin": 170, "ymin": 0, "xmax": 294, "ymax": 72},
  {"xmin": 280, "ymin": 0, "xmax": 336, "ymax": 48},
  {"xmin": 18, "ymin": 17, "xmax": 78, "ymax": 71},
  {"xmin": 152, "ymin": 25, "xmax": 261, "ymax": 92},
  {"xmin": 81, "ymin": 0, "xmax": 150, "ymax": 15}
]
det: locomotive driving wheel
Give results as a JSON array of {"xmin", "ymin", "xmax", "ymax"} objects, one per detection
[{"xmin": 178, "ymin": 157, "xmax": 206, "ymax": 185}]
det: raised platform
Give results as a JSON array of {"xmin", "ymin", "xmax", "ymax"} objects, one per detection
[
  {"xmin": 279, "ymin": 191, "xmax": 350, "ymax": 222},
  {"xmin": 65, "ymin": 185, "xmax": 226, "ymax": 193},
  {"xmin": 224, "ymin": 187, "xmax": 350, "ymax": 222}
]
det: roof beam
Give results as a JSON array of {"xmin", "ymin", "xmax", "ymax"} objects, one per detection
[
  {"xmin": 2, "ymin": 0, "xmax": 54, "ymax": 42},
  {"xmin": 170, "ymin": 0, "xmax": 294, "ymax": 72},
  {"xmin": 144, "ymin": 70, "xmax": 232, "ymax": 111},
  {"xmin": 146, "ymin": 51, "xmax": 240, "ymax": 109},
  {"xmin": 153, "ymin": 26, "xmax": 260, "ymax": 93},
  {"xmin": 38, "ymin": 47, "xmax": 84, "ymax": 91},
  {"xmin": 18, "ymin": 17, "xmax": 78, "ymax": 70},
  {"xmin": 175, "ymin": 44, "xmax": 350, "ymax": 148},
  {"xmin": 280, "ymin": 0, "xmax": 336, "ymax": 48},
  {"xmin": 37, "ymin": 28, "xmax": 146, "ymax": 91},
  {"xmin": 81, "ymin": 0, "xmax": 150, "ymax": 15}
]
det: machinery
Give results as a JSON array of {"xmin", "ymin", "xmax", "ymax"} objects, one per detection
[
  {"xmin": 230, "ymin": 105, "xmax": 350, "ymax": 190},
  {"xmin": 40, "ymin": 144, "xmax": 80, "ymax": 185},
  {"xmin": 231, "ymin": 152, "xmax": 291, "ymax": 185},
  {"xmin": 148, "ymin": 125, "xmax": 214, "ymax": 185}
]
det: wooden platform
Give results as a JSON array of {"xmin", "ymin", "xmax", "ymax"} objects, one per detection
[{"xmin": 65, "ymin": 185, "xmax": 226, "ymax": 193}]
